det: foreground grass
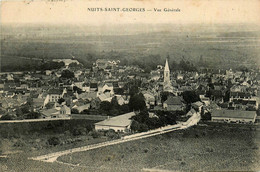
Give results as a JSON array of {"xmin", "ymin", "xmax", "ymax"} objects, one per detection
[
  {"xmin": 57, "ymin": 124, "xmax": 260, "ymax": 172},
  {"xmin": 0, "ymin": 123, "xmax": 259, "ymax": 172}
]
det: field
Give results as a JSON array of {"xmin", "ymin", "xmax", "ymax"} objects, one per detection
[
  {"xmin": 0, "ymin": 123, "xmax": 259, "ymax": 171},
  {"xmin": 0, "ymin": 119, "xmax": 108, "ymax": 157},
  {"xmin": 1, "ymin": 24, "xmax": 260, "ymax": 72},
  {"xmin": 56, "ymin": 123, "xmax": 260, "ymax": 172}
]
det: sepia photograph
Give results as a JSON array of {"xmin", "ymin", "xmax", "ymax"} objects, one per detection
[{"xmin": 0, "ymin": 0, "xmax": 260, "ymax": 171}]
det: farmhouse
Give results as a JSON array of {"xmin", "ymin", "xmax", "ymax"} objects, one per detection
[
  {"xmin": 191, "ymin": 101, "xmax": 204, "ymax": 113},
  {"xmin": 211, "ymin": 109, "xmax": 256, "ymax": 124},
  {"xmin": 95, "ymin": 112, "xmax": 136, "ymax": 133},
  {"xmin": 44, "ymin": 89, "xmax": 63, "ymax": 105},
  {"xmin": 163, "ymin": 96, "xmax": 185, "ymax": 111}
]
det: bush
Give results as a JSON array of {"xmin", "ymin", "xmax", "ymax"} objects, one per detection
[
  {"xmin": 0, "ymin": 114, "xmax": 16, "ymax": 120},
  {"xmin": 13, "ymin": 140, "xmax": 26, "ymax": 147},
  {"xmin": 206, "ymin": 147, "xmax": 214, "ymax": 153},
  {"xmin": 47, "ymin": 137, "xmax": 60, "ymax": 146},
  {"xmin": 25, "ymin": 112, "xmax": 41, "ymax": 119},
  {"xmin": 106, "ymin": 129, "xmax": 119, "ymax": 139},
  {"xmin": 86, "ymin": 124, "xmax": 93, "ymax": 132},
  {"xmin": 71, "ymin": 108, "xmax": 79, "ymax": 114},
  {"xmin": 72, "ymin": 126, "xmax": 85, "ymax": 136},
  {"xmin": 90, "ymin": 131, "xmax": 101, "ymax": 138}
]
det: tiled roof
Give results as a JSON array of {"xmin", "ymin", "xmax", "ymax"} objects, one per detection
[
  {"xmin": 95, "ymin": 112, "xmax": 135, "ymax": 127},
  {"xmin": 164, "ymin": 96, "xmax": 183, "ymax": 105},
  {"xmin": 211, "ymin": 109, "xmax": 256, "ymax": 119},
  {"xmin": 48, "ymin": 89, "xmax": 63, "ymax": 95}
]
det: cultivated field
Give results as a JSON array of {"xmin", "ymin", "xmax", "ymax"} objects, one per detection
[
  {"xmin": 56, "ymin": 123, "xmax": 260, "ymax": 172},
  {"xmin": 1, "ymin": 24, "xmax": 260, "ymax": 72}
]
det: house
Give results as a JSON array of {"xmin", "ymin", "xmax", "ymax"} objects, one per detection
[
  {"xmin": 177, "ymin": 74, "xmax": 184, "ymax": 80},
  {"xmin": 143, "ymin": 92, "xmax": 155, "ymax": 108},
  {"xmin": 228, "ymin": 99, "xmax": 258, "ymax": 111},
  {"xmin": 53, "ymin": 59, "xmax": 79, "ymax": 66},
  {"xmin": 90, "ymin": 97, "xmax": 101, "ymax": 109},
  {"xmin": 98, "ymin": 83, "xmax": 114, "ymax": 95},
  {"xmin": 82, "ymin": 83, "xmax": 90, "ymax": 92},
  {"xmin": 73, "ymin": 104, "xmax": 91, "ymax": 113},
  {"xmin": 186, "ymin": 108, "xmax": 197, "ymax": 117},
  {"xmin": 163, "ymin": 96, "xmax": 185, "ymax": 111},
  {"xmin": 150, "ymin": 70, "xmax": 160, "ymax": 81},
  {"xmin": 98, "ymin": 93, "xmax": 113, "ymax": 102},
  {"xmin": 60, "ymin": 105, "xmax": 71, "ymax": 115},
  {"xmin": 44, "ymin": 89, "xmax": 63, "ymax": 106},
  {"xmin": 191, "ymin": 101, "xmax": 204, "ymax": 113},
  {"xmin": 90, "ymin": 83, "xmax": 98, "ymax": 92},
  {"xmin": 96, "ymin": 59, "xmax": 109, "ymax": 69},
  {"xmin": 32, "ymin": 98, "xmax": 45, "ymax": 110},
  {"xmin": 73, "ymin": 81, "xmax": 84, "ymax": 89},
  {"xmin": 95, "ymin": 112, "xmax": 136, "ymax": 133},
  {"xmin": 41, "ymin": 108, "xmax": 60, "ymax": 118},
  {"xmin": 230, "ymin": 91, "xmax": 252, "ymax": 101},
  {"xmin": 211, "ymin": 109, "xmax": 256, "ymax": 124},
  {"xmin": 115, "ymin": 95, "xmax": 125, "ymax": 105}
]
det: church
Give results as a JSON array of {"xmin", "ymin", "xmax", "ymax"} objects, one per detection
[{"xmin": 163, "ymin": 59, "xmax": 174, "ymax": 93}]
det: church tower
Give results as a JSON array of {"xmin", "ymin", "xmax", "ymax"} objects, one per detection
[{"xmin": 164, "ymin": 59, "xmax": 170, "ymax": 83}]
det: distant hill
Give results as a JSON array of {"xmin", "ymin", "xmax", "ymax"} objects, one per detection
[
  {"xmin": 1, "ymin": 24, "xmax": 260, "ymax": 72},
  {"xmin": 217, "ymin": 31, "xmax": 260, "ymax": 38}
]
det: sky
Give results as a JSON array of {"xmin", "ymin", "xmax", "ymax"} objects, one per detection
[{"xmin": 1, "ymin": 0, "xmax": 260, "ymax": 26}]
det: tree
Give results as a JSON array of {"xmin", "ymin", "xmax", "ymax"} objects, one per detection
[
  {"xmin": 182, "ymin": 91, "xmax": 200, "ymax": 104},
  {"xmin": 131, "ymin": 110, "xmax": 149, "ymax": 124},
  {"xmin": 139, "ymin": 123, "xmax": 149, "ymax": 132},
  {"xmin": 73, "ymin": 86, "xmax": 83, "ymax": 94},
  {"xmin": 25, "ymin": 112, "xmax": 41, "ymax": 119},
  {"xmin": 201, "ymin": 112, "xmax": 211, "ymax": 121},
  {"xmin": 45, "ymin": 102, "xmax": 54, "ymax": 109},
  {"xmin": 223, "ymin": 90, "xmax": 230, "ymax": 102},
  {"xmin": 160, "ymin": 91, "xmax": 174, "ymax": 103},
  {"xmin": 129, "ymin": 85, "xmax": 139, "ymax": 97},
  {"xmin": 16, "ymin": 108, "xmax": 24, "ymax": 119},
  {"xmin": 128, "ymin": 93, "xmax": 146, "ymax": 111},
  {"xmin": 48, "ymin": 137, "xmax": 60, "ymax": 146},
  {"xmin": 69, "ymin": 62, "xmax": 81, "ymax": 69},
  {"xmin": 71, "ymin": 108, "xmax": 79, "ymax": 114},
  {"xmin": 111, "ymin": 97, "xmax": 119, "ymax": 109},
  {"xmin": 119, "ymin": 104, "xmax": 130, "ymax": 114},
  {"xmin": 61, "ymin": 70, "xmax": 74, "ymax": 79},
  {"xmin": 21, "ymin": 104, "xmax": 30, "ymax": 114},
  {"xmin": 0, "ymin": 113, "xmax": 16, "ymax": 120},
  {"xmin": 100, "ymin": 101, "xmax": 112, "ymax": 112},
  {"xmin": 58, "ymin": 98, "xmax": 65, "ymax": 104},
  {"xmin": 130, "ymin": 120, "xmax": 141, "ymax": 132}
]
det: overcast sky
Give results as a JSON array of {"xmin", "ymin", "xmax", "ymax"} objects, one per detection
[{"xmin": 1, "ymin": 0, "xmax": 260, "ymax": 26}]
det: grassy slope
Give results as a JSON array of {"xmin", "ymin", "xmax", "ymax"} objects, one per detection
[
  {"xmin": 0, "ymin": 123, "xmax": 259, "ymax": 171},
  {"xmin": 57, "ymin": 124, "xmax": 260, "ymax": 172}
]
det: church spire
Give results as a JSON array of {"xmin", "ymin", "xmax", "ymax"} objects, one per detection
[
  {"xmin": 164, "ymin": 58, "xmax": 170, "ymax": 83},
  {"xmin": 164, "ymin": 58, "xmax": 169, "ymax": 72}
]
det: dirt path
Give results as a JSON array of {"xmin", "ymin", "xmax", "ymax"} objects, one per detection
[{"xmin": 29, "ymin": 112, "xmax": 200, "ymax": 163}]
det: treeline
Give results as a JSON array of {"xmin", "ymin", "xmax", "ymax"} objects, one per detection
[
  {"xmin": 0, "ymin": 119, "xmax": 97, "ymax": 139},
  {"xmin": 76, "ymin": 53, "xmax": 198, "ymax": 73},
  {"xmin": 1, "ymin": 59, "xmax": 65, "ymax": 72},
  {"xmin": 0, "ymin": 98, "xmax": 41, "ymax": 120},
  {"xmin": 130, "ymin": 110, "xmax": 183, "ymax": 132}
]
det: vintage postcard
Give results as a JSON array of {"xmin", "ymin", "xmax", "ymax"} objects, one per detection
[{"xmin": 0, "ymin": 0, "xmax": 260, "ymax": 171}]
